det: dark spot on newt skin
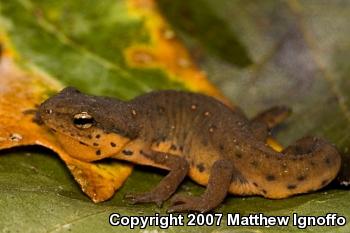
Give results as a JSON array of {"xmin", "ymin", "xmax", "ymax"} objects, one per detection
[
  {"xmin": 170, "ymin": 144, "xmax": 177, "ymax": 150},
  {"xmin": 287, "ymin": 184, "xmax": 297, "ymax": 190},
  {"xmin": 96, "ymin": 150, "xmax": 101, "ymax": 156},
  {"xmin": 196, "ymin": 163, "xmax": 205, "ymax": 172},
  {"xmin": 70, "ymin": 133, "xmax": 75, "ymax": 137},
  {"xmin": 297, "ymin": 175, "xmax": 306, "ymax": 181},
  {"xmin": 235, "ymin": 152, "xmax": 242, "ymax": 159},
  {"xmin": 110, "ymin": 142, "xmax": 117, "ymax": 147},
  {"xmin": 253, "ymin": 182, "xmax": 259, "ymax": 187},
  {"xmin": 266, "ymin": 174, "xmax": 276, "ymax": 181},
  {"xmin": 261, "ymin": 189, "xmax": 267, "ymax": 194},
  {"xmin": 123, "ymin": 150, "xmax": 133, "ymax": 156},
  {"xmin": 325, "ymin": 157, "xmax": 331, "ymax": 165},
  {"xmin": 219, "ymin": 144, "xmax": 224, "ymax": 151},
  {"xmin": 87, "ymin": 135, "xmax": 92, "ymax": 139},
  {"xmin": 93, "ymin": 142, "xmax": 99, "ymax": 147},
  {"xmin": 179, "ymin": 146, "xmax": 183, "ymax": 152},
  {"xmin": 96, "ymin": 134, "xmax": 101, "ymax": 139},
  {"xmin": 310, "ymin": 160, "xmax": 316, "ymax": 166}
]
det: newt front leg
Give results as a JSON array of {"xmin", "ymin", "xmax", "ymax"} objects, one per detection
[{"xmin": 125, "ymin": 149, "xmax": 189, "ymax": 207}]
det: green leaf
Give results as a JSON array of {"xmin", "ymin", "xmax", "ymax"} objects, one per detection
[
  {"xmin": 158, "ymin": 0, "xmax": 253, "ymax": 68},
  {"xmin": 0, "ymin": 0, "xmax": 350, "ymax": 232},
  {"xmin": 0, "ymin": 0, "xmax": 186, "ymax": 99}
]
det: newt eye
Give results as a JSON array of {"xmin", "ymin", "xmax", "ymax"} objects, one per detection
[{"xmin": 73, "ymin": 112, "xmax": 95, "ymax": 129}]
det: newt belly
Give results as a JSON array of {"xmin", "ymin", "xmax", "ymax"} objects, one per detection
[{"xmin": 37, "ymin": 87, "xmax": 341, "ymax": 212}]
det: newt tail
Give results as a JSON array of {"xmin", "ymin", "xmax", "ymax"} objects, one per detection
[{"xmin": 234, "ymin": 136, "xmax": 341, "ymax": 199}]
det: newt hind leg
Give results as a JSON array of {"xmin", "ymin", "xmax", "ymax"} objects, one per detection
[
  {"xmin": 251, "ymin": 106, "xmax": 291, "ymax": 142},
  {"xmin": 124, "ymin": 149, "xmax": 189, "ymax": 207},
  {"xmin": 167, "ymin": 159, "xmax": 233, "ymax": 213}
]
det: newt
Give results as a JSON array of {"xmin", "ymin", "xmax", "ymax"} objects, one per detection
[{"xmin": 37, "ymin": 87, "xmax": 341, "ymax": 212}]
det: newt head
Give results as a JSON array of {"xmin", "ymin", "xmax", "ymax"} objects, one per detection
[{"xmin": 38, "ymin": 87, "xmax": 138, "ymax": 162}]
